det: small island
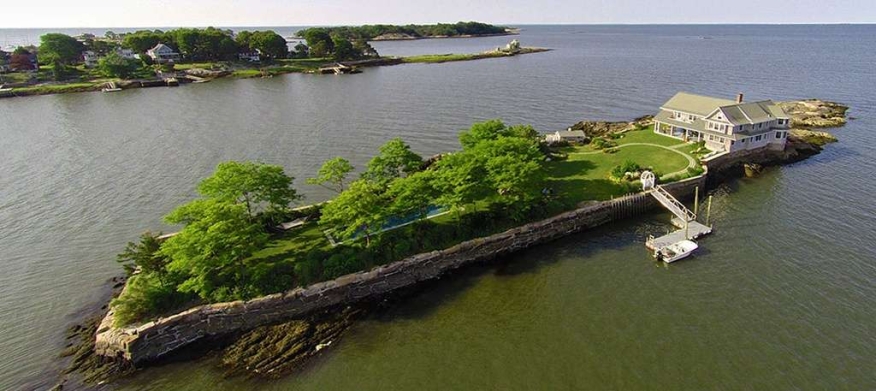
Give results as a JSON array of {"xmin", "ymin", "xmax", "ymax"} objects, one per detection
[
  {"xmin": 0, "ymin": 23, "xmax": 541, "ymax": 99},
  {"xmin": 57, "ymin": 93, "xmax": 848, "ymax": 388}
]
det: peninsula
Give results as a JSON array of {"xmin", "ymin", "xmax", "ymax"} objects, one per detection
[
  {"xmin": 56, "ymin": 96, "xmax": 848, "ymax": 388},
  {"xmin": 0, "ymin": 23, "xmax": 541, "ymax": 99}
]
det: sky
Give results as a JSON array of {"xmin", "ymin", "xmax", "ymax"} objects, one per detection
[{"xmin": 4, "ymin": 0, "xmax": 875, "ymax": 28}]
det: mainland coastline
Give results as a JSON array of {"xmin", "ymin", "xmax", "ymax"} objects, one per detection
[{"xmin": 54, "ymin": 98, "xmax": 849, "ymax": 389}]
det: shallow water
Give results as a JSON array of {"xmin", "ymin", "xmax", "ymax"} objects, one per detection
[{"xmin": 1, "ymin": 25, "xmax": 874, "ymax": 390}]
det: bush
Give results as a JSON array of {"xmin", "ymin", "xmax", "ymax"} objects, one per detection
[
  {"xmin": 110, "ymin": 274, "xmax": 191, "ymax": 327},
  {"xmin": 591, "ymin": 137, "xmax": 617, "ymax": 150},
  {"xmin": 687, "ymin": 166, "xmax": 705, "ymax": 177},
  {"xmin": 610, "ymin": 160, "xmax": 642, "ymax": 180}
]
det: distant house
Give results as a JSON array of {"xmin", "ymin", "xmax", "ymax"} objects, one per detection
[
  {"xmin": 654, "ymin": 92, "xmax": 790, "ymax": 153},
  {"xmin": 82, "ymin": 51, "xmax": 99, "ymax": 68},
  {"xmin": 146, "ymin": 43, "xmax": 180, "ymax": 63},
  {"xmin": 116, "ymin": 48, "xmax": 137, "ymax": 60},
  {"xmin": 545, "ymin": 130, "xmax": 588, "ymax": 144},
  {"xmin": 238, "ymin": 50, "xmax": 261, "ymax": 62}
]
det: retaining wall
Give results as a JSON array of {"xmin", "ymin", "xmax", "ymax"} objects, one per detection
[{"xmin": 95, "ymin": 175, "xmax": 706, "ymax": 363}]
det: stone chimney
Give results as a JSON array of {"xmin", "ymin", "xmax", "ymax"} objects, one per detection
[{"xmin": 736, "ymin": 93, "xmax": 744, "ymax": 104}]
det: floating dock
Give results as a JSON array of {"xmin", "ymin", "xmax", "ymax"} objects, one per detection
[
  {"xmin": 640, "ymin": 171, "xmax": 714, "ymax": 254},
  {"xmin": 646, "ymin": 218, "xmax": 713, "ymax": 251}
]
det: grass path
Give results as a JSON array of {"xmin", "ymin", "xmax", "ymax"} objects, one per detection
[{"xmin": 569, "ymin": 142, "xmax": 698, "ymax": 178}]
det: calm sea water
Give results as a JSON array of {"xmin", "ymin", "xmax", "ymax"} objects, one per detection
[{"xmin": 1, "ymin": 25, "xmax": 874, "ymax": 390}]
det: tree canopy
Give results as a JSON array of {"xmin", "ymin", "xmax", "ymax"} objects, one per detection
[
  {"xmin": 237, "ymin": 30, "xmax": 288, "ymax": 59},
  {"xmin": 98, "ymin": 51, "xmax": 140, "ymax": 78},
  {"xmin": 162, "ymin": 199, "xmax": 268, "ymax": 301},
  {"xmin": 362, "ymin": 138, "xmax": 423, "ymax": 186},
  {"xmin": 197, "ymin": 161, "xmax": 301, "ymax": 220},
  {"xmin": 319, "ymin": 179, "xmax": 388, "ymax": 246},
  {"xmin": 297, "ymin": 22, "xmax": 508, "ymax": 41},
  {"xmin": 39, "ymin": 33, "xmax": 85, "ymax": 64},
  {"xmin": 308, "ymin": 157, "xmax": 354, "ymax": 193}
]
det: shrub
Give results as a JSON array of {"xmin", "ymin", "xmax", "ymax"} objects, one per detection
[
  {"xmin": 591, "ymin": 137, "xmax": 617, "ymax": 150},
  {"xmin": 687, "ymin": 166, "xmax": 705, "ymax": 177},
  {"xmin": 110, "ymin": 274, "xmax": 191, "ymax": 327},
  {"xmin": 610, "ymin": 160, "xmax": 642, "ymax": 180}
]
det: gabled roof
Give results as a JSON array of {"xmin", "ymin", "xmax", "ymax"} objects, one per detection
[
  {"xmin": 661, "ymin": 92, "xmax": 736, "ymax": 116},
  {"xmin": 149, "ymin": 43, "xmax": 175, "ymax": 53},
  {"xmin": 720, "ymin": 101, "xmax": 788, "ymax": 125},
  {"xmin": 660, "ymin": 92, "xmax": 789, "ymax": 125},
  {"xmin": 556, "ymin": 130, "xmax": 586, "ymax": 138}
]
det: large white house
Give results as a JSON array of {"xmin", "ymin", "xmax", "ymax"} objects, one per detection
[
  {"xmin": 654, "ymin": 92, "xmax": 790, "ymax": 153},
  {"xmin": 146, "ymin": 43, "xmax": 180, "ymax": 63}
]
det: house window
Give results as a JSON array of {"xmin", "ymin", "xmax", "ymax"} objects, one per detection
[
  {"xmin": 776, "ymin": 132, "xmax": 783, "ymax": 139},
  {"xmin": 730, "ymin": 140, "xmax": 735, "ymax": 145},
  {"xmin": 756, "ymin": 135, "xmax": 762, "ymax": 141}
]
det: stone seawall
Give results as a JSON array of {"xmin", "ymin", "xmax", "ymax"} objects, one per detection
[{"xmin": 95, "ymin": 175, "xmax": 706, "ymax": 364}]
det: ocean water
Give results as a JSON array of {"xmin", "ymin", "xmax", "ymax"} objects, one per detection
[{"xmin": 0, "ymin": 25, "xmax": 874, "ymax": 390}]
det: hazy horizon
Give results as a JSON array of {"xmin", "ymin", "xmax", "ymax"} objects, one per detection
[{"xmin": 6, "ymin": 0, "xmax": 875, "ymax": 29}]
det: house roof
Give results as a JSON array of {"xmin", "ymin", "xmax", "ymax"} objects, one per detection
[
  {"xmin": 661, "ymin": 92, "xmax": 736, "ymax": 116},
  {"xmin": 149, "ymin": 43, "xmax": 175, "ymax": 53},
  {"xmin": 556, "ymin": 130, "xmax": 586, "ymax": 138},
  {"xmin": 660, "ymin": 92, "xmax": 789, "ymax": 125}
]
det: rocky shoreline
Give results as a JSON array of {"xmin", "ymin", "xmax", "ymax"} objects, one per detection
[{"xmin": 59, "ymin": 99, "xmax": 848, "ymax": 389}]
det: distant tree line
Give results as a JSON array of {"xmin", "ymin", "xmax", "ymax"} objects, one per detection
[{"xmin": 297, "ymin": 21, "xmax": 509, "ymax": 41}]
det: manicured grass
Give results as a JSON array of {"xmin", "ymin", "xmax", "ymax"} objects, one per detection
[
  {"xmin": 614, "ymin": 125, "xmax": 687, "ymax": 146},
  {"xmin": 546, "ymin": 142, "xmax": 693, "ymax": 203},
  {"xmin": 248, "ymin": 223, "xmax": 332, "ymax": 264}
]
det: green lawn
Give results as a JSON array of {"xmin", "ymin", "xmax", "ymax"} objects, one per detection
[{"xmin": 546, "ymin": 130, "xmax": 695, "ymax": 203}]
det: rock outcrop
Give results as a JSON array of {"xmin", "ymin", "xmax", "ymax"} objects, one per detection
[
  {"xmin": 779, "ymin": 99, "xmax": 849, "ymax": 129},
  {"xmin": 568, "ymin": 116, "xmax": 654, "ymax": 138}
]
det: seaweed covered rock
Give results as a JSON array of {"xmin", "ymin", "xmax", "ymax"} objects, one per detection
[{"xmin": 221, "ymin": 307, "xmax": 365, "ymax": 378}]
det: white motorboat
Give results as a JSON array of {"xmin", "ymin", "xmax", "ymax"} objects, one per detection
[
  {"xmin": 102, "ymin": 87, "xmax": 123, "ymax": 93},
  {"xmin": 654, "ymin": 239, "xmax": 698, "ymax": 263}
]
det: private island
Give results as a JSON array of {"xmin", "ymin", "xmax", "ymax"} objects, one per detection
[
  {"xmin": 57, "ymin": 88, "xmax": 848, "ymax": 387},
  {"xmin": 0, "ymin": 22, "xmax": 545, "ymax": 98}
]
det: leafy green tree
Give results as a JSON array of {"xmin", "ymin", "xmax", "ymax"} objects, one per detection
[
  {"xmin": 38, "ymin": 33, "xmax": 85, "ymax": 64},
  {"xmin": 117, "ymin": 231, "xmax": 170, "ymax": 283},
  {"xmin": 98, "ymin": 51, "xmax": 139, "ymax": 78},
  {"xmin": 302, "ymin": 29, "xmax": 333, "ymax": 57},
  {"xmin": 432, "ymin": 151, "xmax": 490, "ymax": 219},
  {"xmin": 13, "ymin": 46, "xmax": 30, "ymax": 55},
  {"xmin": 363, "ymin": 138, "xmax": 423, "ymax": 186},
  {"xmin": 292, "ymin": 43, "xmax": 309, "ymax": 58},
  {"xmin": 162, "ymin": 199, "xmax": 268, "ymax": 301},
  {"xmin": 353, "ymin": 39, "xmax": 379, "ymax": 58},
  {"xmin": 197, "ymin": 161, "xmax": 301, "ymax": 220},
  {"xmin": 459, "ymin": 119, "xmax": 507, "ymax": 149},
  {"xmin": 388, "ymin": 170, "xmax": 439, "ymax": 220},
  {"xmin": 121, "ymin": 31, "xmax": 165, "ymax": 53},
  {"xmin": 307, "ymin": 157, "xmax": 354, "ymax": 193},
  {"xmin": 248, "ymin": 30, "xmax": 288, "ymax": 59},
  {"xmin": 331, "ymin": 36, "xmax": 357, "ymax": 61},
  {"xmin": 50, "ymin": 58, "xmax": 68, "ymax": 81},
  {"xmin": 110, "ymin": 273, "xmax": 186, "ymax": 327},
  {"xmin": 319, "ymin": 180, "xmax": 388, "ymax": 246}
]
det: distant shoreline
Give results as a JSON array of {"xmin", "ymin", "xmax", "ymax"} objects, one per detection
[{"xmin": 0, "ymin": 46, "xmax": 549, "ymax": 99}]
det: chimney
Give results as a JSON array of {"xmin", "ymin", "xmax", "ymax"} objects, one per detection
[{"xmin": 736, "ymin": 93, "xmax": 744, "ymax": 104}]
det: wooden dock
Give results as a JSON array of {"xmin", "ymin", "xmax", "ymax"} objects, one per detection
[{"xmin": 645, "ymin": 219, "xmax": 713, "ymax": 251}]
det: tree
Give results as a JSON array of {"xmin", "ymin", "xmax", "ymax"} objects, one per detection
[
  {"xmin": 162, "ymin": 199, "xmax": 268, "ymax": 301},
  {"xmin": 432, "ymin": 151, "xmax": 490, "ymax": 220},
  {"xmin": 121, "ymin": 31, "xmax": 165, "ymax": 53},
  {"xmin": 388, "ymin": 170, "xmax": 439, "ymax": 220},
  {"xmin": 302, "ymin": 29, "xmax": 334, "ymax": 58},
  {"xmin": 117, "ymin": 231, "xmax": 170, "ymax": 284},
  {"xmin": 307, "ymin": 157, "xmax": 354, "ymax": 193},
  {"xmin": 248, "ymin": 30, "xmax": 288, "ymax": 59},
  {"xmin": 353, "ymin": 39, "xmax": 379, "ymax": 58},
  {"xmin": 50, "ymin": 58, "xmax": 68, "ymax": 81},
  {"xmin": 331, "ymin": 36, "xmax": 357, "ymax": 61},
  {"xmin": 38, "ymin": 33, "xmax": 85, "ymax": 64},
  {"xmin": 98, "ymin": 51, "xmax": 139, "ymax": 78},
  {"xmin": 459, "ymin": 119, "xmax": 507, "ymax": 149},
  {"xmin": 8, "ymin": 53, "xmax": 35, "ymax": 71},
  {"xmin": 362, "ymin": 138, "xmax": 423, "ymax": 186},
  {"xmin": 291, "ymin": 43, "xmax": 309, "ymax": 58},
  {"xmin": 319, "ymin": 180, "xmax": 388, "ymax": 247},
  {"xmin": 197, "ymin": 161, "xmax": 301, "ymax": 220}
]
